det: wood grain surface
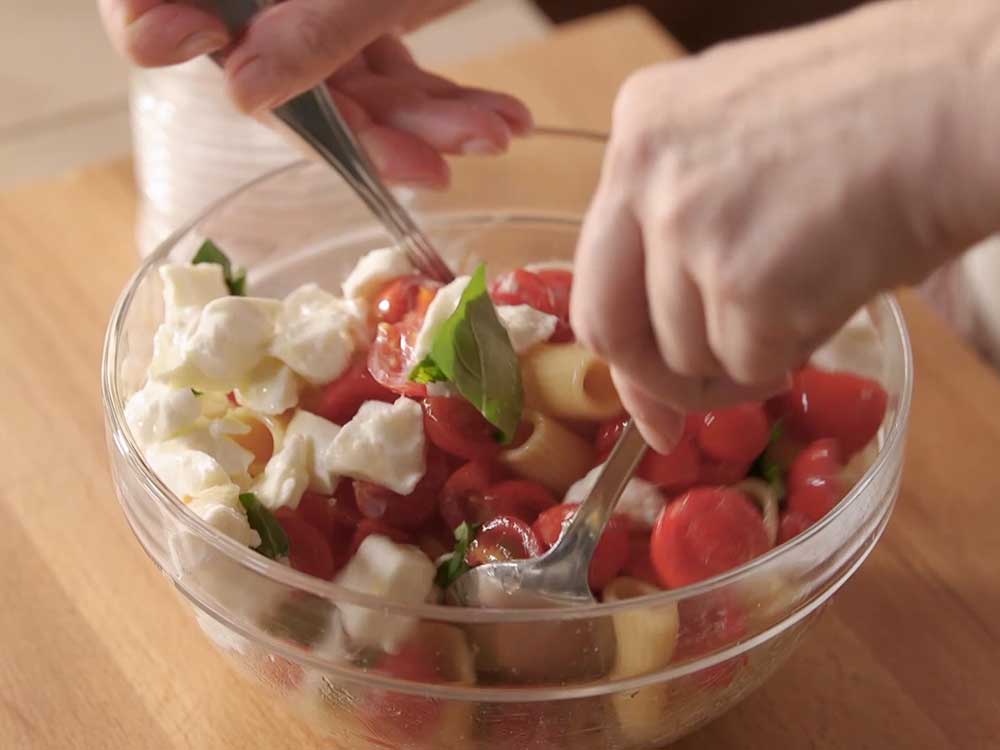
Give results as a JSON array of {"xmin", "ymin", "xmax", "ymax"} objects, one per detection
[{"xmin": 1, "ymin": 7, "xmax": 998, "ymax": 749}]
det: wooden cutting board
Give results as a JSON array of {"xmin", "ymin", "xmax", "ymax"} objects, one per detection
[{"xmin": 1, "ymin": 7, "xmax": 998, "ymax": 749}]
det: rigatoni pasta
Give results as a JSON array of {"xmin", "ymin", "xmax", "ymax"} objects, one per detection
[
  {"xmin": 520, "ymin": 342, "xmax": 623, "ymax": 421},
  {"xmin": 603, "ymin": 577, "xmax": 680, "ymax": 745},
  {"xmin": 499, "ymin": 409, "xmax": 596, "ymax": 494}
]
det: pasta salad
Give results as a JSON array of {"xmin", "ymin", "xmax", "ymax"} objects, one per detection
[{"xmin": 127, "ymin": 240, "xmax": 888, "ymax": 740}]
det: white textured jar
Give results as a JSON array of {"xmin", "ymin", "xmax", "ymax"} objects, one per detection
[{"xmin": 129, "ymin": 59, "xmax": 333, "ymax": 256}]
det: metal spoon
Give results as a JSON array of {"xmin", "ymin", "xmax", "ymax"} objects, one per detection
[
  {"xmin": 449, "ymin": 419, "xmax": 648, "ymax": 607},
  {"xmin": 199, "ymin": 0, "xmax": 651, "ymax": 606},
  {"xmin": 198, "ymin": 0, "xmax": 454, "ymax": 283}
]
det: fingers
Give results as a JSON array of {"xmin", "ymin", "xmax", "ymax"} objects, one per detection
[
  {"xmin": 326, "ymin": 89, "xmax": 450, "ymax": 189},
  {"xmin": 332, "ymin": 73, "xmax": 512, "ymax": 155},
  {"xmin": 611, "ymin": 369, "xmax": 684, "ymax": 454},
  {"xmin": 224, "ymin": 0, "xmax": 405, "ymax": 112},
  {"xmin": 98, "ymin": 0, "xmax": 229, "ymax": 66}
]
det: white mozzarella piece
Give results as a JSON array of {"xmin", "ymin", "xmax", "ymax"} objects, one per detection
[
  {"xmin": 565, "ymin": 463, "xmax": 666, "ymax": 528},
  {"xmin": 341, "ymin": 246, "xmax": 414, "ymax": 300},
  {"xmin": 334, "ymin": 535, "xmax": 436, "ymax": 653},
  {"xmin": 326, "ymin": 398, "xmax": 426, "ymax": 495},
  {"xmin": 235, "ymin": 358, "xmax": 301, "ymax": 415},
  {"xmin": 169, "ymin": 420, "xmax": 255, "ymax": 485},
  {"xmin": 411, "ymin": 275, "xmax": 470, "ymax": 363},
  {"xmin": 497, "ymin": 304, "xmax": 559, "ymax": 354},
  {"xmin": 124, "ymin": 380, "xmax": 200, "ymax": 447},
  {"xmin": 251, "ymin": 433, "xmax": 310, "ymax": 510},
  {"xmin": 159, "ymin": 263, "xmax": 229, "ymax": 324},
  {"xmin": 285, "ymin": 410, "xmax": 341, "ymax": 495},
  {"xmin": 145, "ymin": 441, "xmax": 232, "ymax": 501},
  {"xmin": 270, "ymin": 284, "xmax": 364, "ymax": 386}
]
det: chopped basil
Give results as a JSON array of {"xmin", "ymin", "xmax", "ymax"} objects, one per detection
[
  {"xmin": 409, "ymin": 265, "xmax": 523, "ymax": 443},
  {"xmin": 191, "ymin": 239, "xmax": 247, "ymax": 296},
  {"xmin": 260, "ymin": 594, "xmax": 331, "ymax": 647},
  {"xmin": 190, "ymin": 388, "xmax": 202, "ymax": 397},
  {"xmin": 239, "ymin": 492, "xmax": 289, "ymax": 560},
  {"xmin": 434, "ymin": 522, "xmax": 481, "ymax": 589},
  {"xmin": 750, "ymin": 421, "xmax": 786, "ymax": 501}
]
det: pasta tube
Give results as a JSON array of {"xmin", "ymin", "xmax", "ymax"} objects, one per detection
[
  {"xmin": 230, "ymin": 407, "xmax": 287, "ymax": 477},
  {"xmin": 604, "ymin": 577, "xmax": 680, "ymax": 746},
  {"xmin": 500, "ymin": 409, "xmax": 596, "ymax": 494},
  {"xmin": 520, "ymin": 343, "xmax": 623, "ymax": 421}
]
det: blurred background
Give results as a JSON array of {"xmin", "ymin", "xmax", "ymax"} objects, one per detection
[{"xmin": 0, "ymin": 0, "xmax": 871, "ymax": 190}]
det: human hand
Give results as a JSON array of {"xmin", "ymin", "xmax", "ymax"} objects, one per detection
[
  {"xmin": 98, "ymin": 1, "xmax": 532, "ymax": 187},
  {"xmin": 572, "ymin": 0, "xmax": 1000, "ymax": 451}
]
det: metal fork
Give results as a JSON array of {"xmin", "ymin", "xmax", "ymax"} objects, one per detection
[{"xmin": 198, "ymin": 0, "xmax": 455, "ymax": 283}]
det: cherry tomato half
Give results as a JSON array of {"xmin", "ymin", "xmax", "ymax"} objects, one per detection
[
  {"xmin": 372, "ymin": 274, "xmax": 440, "ymax": 324},
  {"xmin": 480, "ymin": 480, "xmax": 556, "ymax": 525},
  {"xmin": 367, "ymin": 312, "xmax": 427, "ymax": 398},
  {"xmin": 489, "ymin": 269, "xmax": 556, "ymax": 312},
  {"xmin": 698, "ymin": 403, "xmax": 770, "ymax": 465},
  {"xmin": 638, "ymin": 435, "xmax": 702, "ymax": 493},
  {"xmin": 770, "ymin": 367, "xmax": 887, "ymax": 456},
  {"xmin": 423, "ymin": 396, "xmax": 501, "ymax": 461},
  {"xmin": 651, "ymin": 487, "xmax": 771, "ymax": 588},
  {"xmin": 674, "ymin": 595, "xmax": 748, "ymax": 689},
  {"xmin": 465, "ymin": 515, "xmax": 542, "ymax": 566},
  {"xmin": 622, "ymin": 531, "xmax": 661, "ymax": 587},
  {"xmin": 274, "ymin": 509, "xmax": 337, "ymax": 580},
  {"xmin": 300, "ymin": 355, "xmax": 395, "ymax": 425},
  {"xmin": 533, "ymin": 504, "xmax": 630, "ymax": 591},
  {"xmin": 786, "ymin": 438, "xmax": 844, "ymax": 523},
  {"xmin": 438, "ymin": 458, "xmax": 502, "ymax": 531},
  {"xmin": 535, "ymin": 268, "xmax": 575, "ymax": 342},
  {"xmin": 354, "ymin": 448, "xmax": 450, "ymax": 529}
]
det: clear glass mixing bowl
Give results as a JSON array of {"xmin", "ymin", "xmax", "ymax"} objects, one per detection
[{"xmin": 102, "ymin": 129, "xmax": 912, "ymax": 749}]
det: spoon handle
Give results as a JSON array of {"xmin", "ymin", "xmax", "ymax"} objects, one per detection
[{"xmin": 555, "ymin": 419, "xmax": 648, "ymax": 567}]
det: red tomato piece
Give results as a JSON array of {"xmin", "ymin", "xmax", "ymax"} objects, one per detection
[
  {"xmin": 362, "ymin": 641, "xmax": 444, "ymax": 742},
  {"xmin": 770, "ymin": 367, "xmax": 888, "ymax": 456},
  {"xmin": 595, "ymin": 414, "xmax": 628, "ymax": 455},
  {"xmin": 354, "ymin": 448, "xmax": 450, "ymax": 529},
  {"xmin": 295, "ymin": 491, "xmax": 338, "ymax": 539},
  {"xmin": 274, "ymin": 509, "xmax": 337, "ymax": 580},
  {"xmin": 698, "ymin": 403, "xmax": 770, "ymax": 464},
  {"xmin": 698, "ymin": 458, "xmax": 753, "ymax": 486},
  {"xmin": 622, "ymin": 531, "xmax": 661, "ymax": 587},
  {"xmin": 674, "ymin": 595, "xmax": 748, "ymax": 689},
  {"xmin": 348, "ymin": 519, "xmax": 413, "ymax": 556},
  {"xmin": 301, "ymin": 356, "xmax": 395, "ymax": 425},
  {"xmin": 465, "ymin": 515, "xmax": 542, "ymax": 566},
  {"xmin": 638, "ymin": 435, "xmax": 702, "ymax": 493},
  {"xmin": 367, "ymin": 313, "xmax": 427, "ymax": 398},
  {"xmin": 438, "ymin": 459, "xmax": 503, "ymax": 531},
  {"xmin": 423, "ymin": 396, "xmax": 501, "ymax": 461},
  {"xmin": 778, "ymin": 511, "xmax": 814, "ymax": 544},
  {"xmin": 533, "ymin": 504, "xmax": 630, "ymax": 591},
  {"xmin": 787, "ymin": 438, "xmax": 844, "ymax": 523},
  {"xmin": 651, "ymin": 487, "xmax": 771, "ymax": 589},
  {"xmin": 480, "ymin": 480, "xmax": 556, "ymax": 525},
  {"xmin": 372, "ymin": 274, "xmax": 440, "ymax": 324},
  {"xmin": 535, "ymin": 268, "xmax": 575, "ymax": 342},
  {"xmin": 489, "ymin": 268, "xmax": 556, "ymax": 312}
]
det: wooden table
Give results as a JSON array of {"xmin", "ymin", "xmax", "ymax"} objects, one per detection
[{"xmin": 2, "ymin": 7, "xmax": 999, "ymax": 749}]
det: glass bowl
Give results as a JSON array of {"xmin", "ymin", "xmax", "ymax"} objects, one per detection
[{"xmin": 102, "ymin": 129, "xmax": 912, "ymax": 749}]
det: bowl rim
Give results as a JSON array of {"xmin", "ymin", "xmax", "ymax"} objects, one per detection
[{"xmin": 101, "ymin": 127, "xmax": 913, "ymax": 625}]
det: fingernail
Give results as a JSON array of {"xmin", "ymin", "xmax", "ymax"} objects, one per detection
[
  {"xmin": 461, "ymin": 138, "xmax": 504, "ymax": 156},
  {"xmin": 178, "ymin": 31, "xmax": 228, "ymax": 60}
]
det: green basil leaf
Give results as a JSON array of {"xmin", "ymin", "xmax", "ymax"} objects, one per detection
[
  {"xmin": 239, "ymin": 492, "xmax": 289, "ymax": 559},
  {"xmin": 408, "ymin": 265, "xmax": 523, "ymax": 443},
  {"xmin": 750, "ymin": 420, "xmax": 786, "ymax": 501},
  {"xmin": 191, "ymin": 239, "xmax": 246, "ymax": 296},
  {"xmin": 190, "ymin": 388, "xmax": 203, "ymax": 397},
  {"xmin": 434, "ymin": 522, "xmax": 481, "ymax": 589}
]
